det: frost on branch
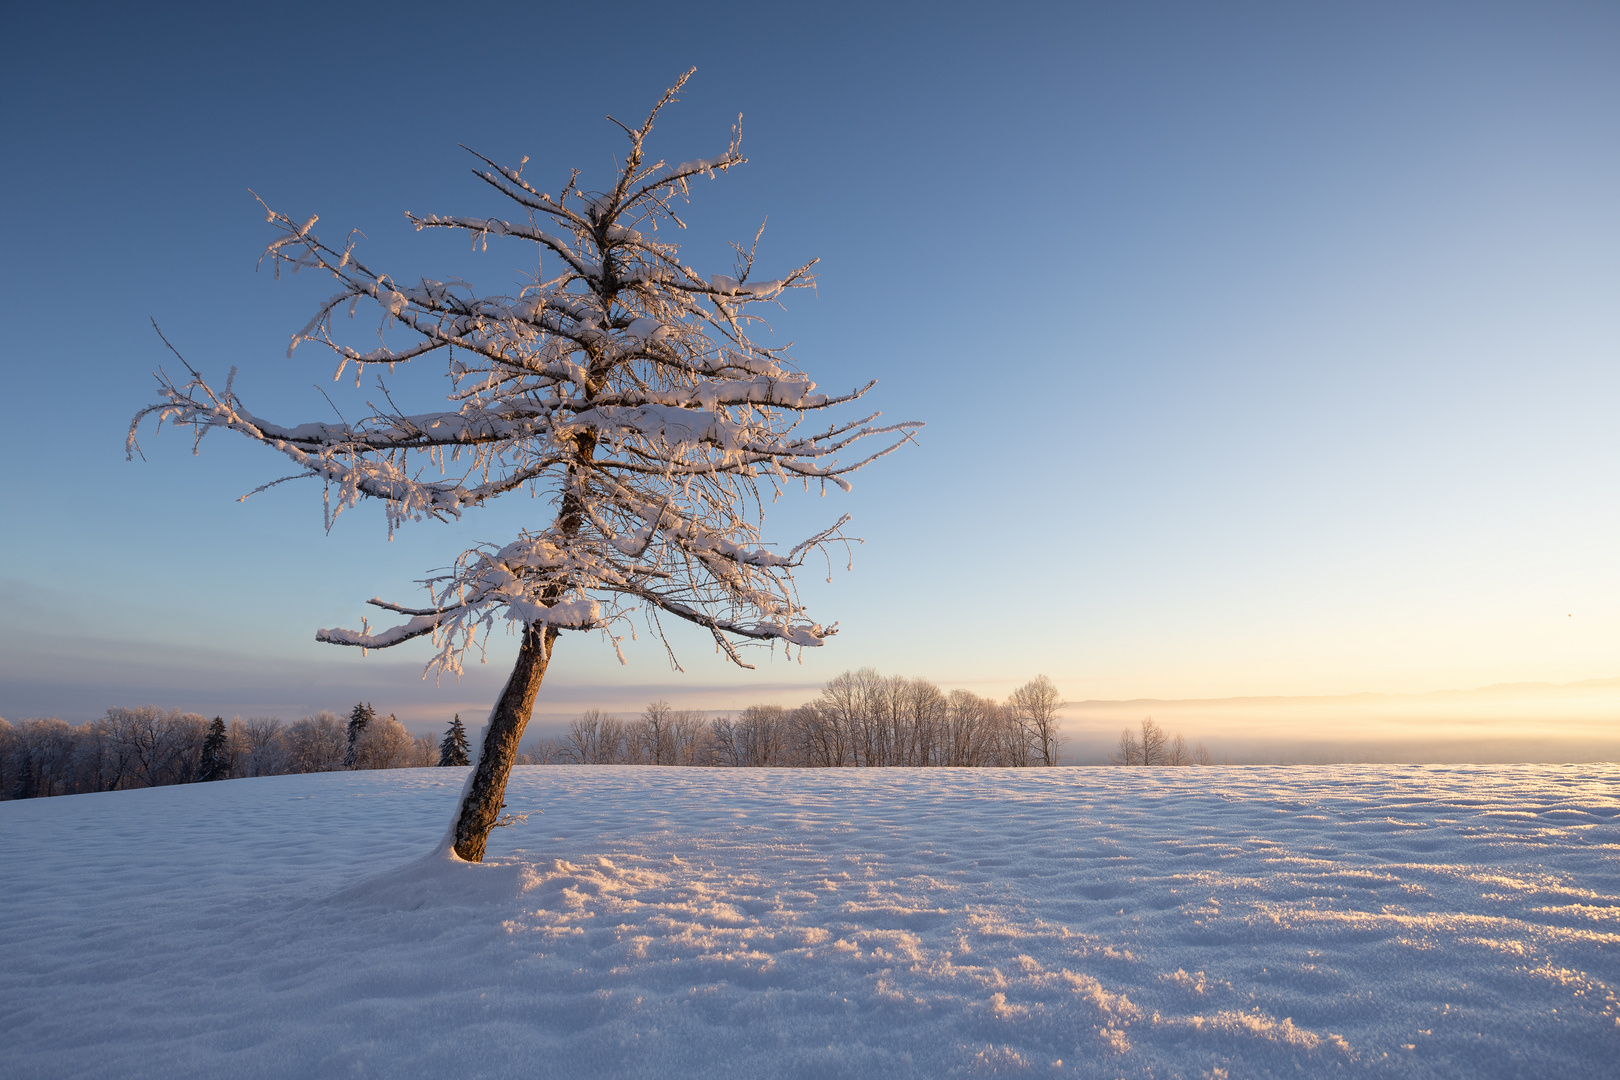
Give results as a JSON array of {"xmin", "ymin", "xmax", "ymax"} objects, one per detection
[{"xmin": 129, "ymin": 69, "xmax": 921, "ymax": 675}]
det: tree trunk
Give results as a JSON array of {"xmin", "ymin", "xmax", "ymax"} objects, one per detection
[{"xmin": 451, "ymin": 622, "xmax": 558, "ymax": 861}]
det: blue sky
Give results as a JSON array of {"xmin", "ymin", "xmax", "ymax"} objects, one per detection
[{"xmin": 2, "ymin": 2, "xmax": 1617, "ymax": 728}]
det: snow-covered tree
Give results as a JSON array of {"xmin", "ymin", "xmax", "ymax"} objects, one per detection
[
  {"xmin": 408, "ymin": 733, "xmax": 439, "ymax": 767},
  {"xmin": 438, "ymin": 715, "xmax": 471, "ymax": 767},
  {"xmin": 101, "ymin": 706, "xmax": 209, "ymax": 788},
  {"xmin": 351, "ymin": 713, "xmax": 413, "ymax": 770},
  {"xmin": 283, "ymin": 712, "xmax": 347, "ymax": 773},
  {"xmin": 128, "ymin": 72, "xmax": 917, "ymax": 860}
]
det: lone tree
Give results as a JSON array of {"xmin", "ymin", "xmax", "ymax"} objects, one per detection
[
  {"xmin": 438, "ymin": 715, "xmax": 471, "ymax": 767},
  {"xmin": 129, "ymin": 72, "xmax": 918, "ymax": 861}
]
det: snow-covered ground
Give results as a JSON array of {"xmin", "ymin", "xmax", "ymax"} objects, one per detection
[{"xmin": 2, "ymin": 765, "xmax": 1616, "ymax": 1078}]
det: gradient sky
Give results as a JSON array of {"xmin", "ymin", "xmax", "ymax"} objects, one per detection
[{"xmin": 2, "ymin": 2, "xmax": 1617, "ymax": 728}]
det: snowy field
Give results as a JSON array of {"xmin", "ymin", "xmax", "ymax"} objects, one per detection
[{"xmin": 2, "ymin": 766, "xmax": 1617, "ymax": 1079}]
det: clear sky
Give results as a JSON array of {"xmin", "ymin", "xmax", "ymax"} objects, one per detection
[{"xmin": 2, "ymin": 1, "xmax": 1617, "ymax": 728}]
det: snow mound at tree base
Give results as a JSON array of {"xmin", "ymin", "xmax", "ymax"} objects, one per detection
[
  {"xmin": 3, "ymin": 765, "xmax": 1617, "ymax": 1079},
  {"xmin": 329, "ymin": 848, "xmax": 543, "ymax": 911}
]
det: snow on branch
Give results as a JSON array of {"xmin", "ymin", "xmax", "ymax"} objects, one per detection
[{"xmin": 131, "ymin": 72, "xmax": 921, "ymax": 673}]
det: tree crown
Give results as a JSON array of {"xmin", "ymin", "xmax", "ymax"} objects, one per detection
[{"xmin": 129, "ymin": 72, "xmax": 919, "ymax": 676}]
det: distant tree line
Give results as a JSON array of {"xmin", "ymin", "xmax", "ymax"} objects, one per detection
[
  {"xmin": 2, "ymin": 673, "xmax": 1215, "ymax": 797},
  {"xmin": 0, "ymin": 704, "xmax": 443, "ymax": 800},
  {"xmin": 524, "ymin": 671, "xmax": 1069, "ymax": 768},
  {"xmin": 1111, "ymin": 717, "xmax": 1212, "ymax": 766}
]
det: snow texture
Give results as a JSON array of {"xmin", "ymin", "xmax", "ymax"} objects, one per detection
[{"xmin": 2, "ymin": 765, "xmax": 1616, "ymax": 1078}]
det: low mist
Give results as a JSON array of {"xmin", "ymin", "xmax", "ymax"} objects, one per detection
[{"xmin": 1058, "ymin": 678, "xmax": 1620, "ymax": 764}]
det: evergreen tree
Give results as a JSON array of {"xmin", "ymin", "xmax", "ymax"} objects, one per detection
[
  {"xmin": 438, "ymin": 714, "xmax": 471, "ymax": 767},
  {"xmin": 344, "ymin": 703, "xmax": 375, "ymax": 769},
  {"xmin": 196, "ymin": 716, "xmax": 229, "ymax": 781}
]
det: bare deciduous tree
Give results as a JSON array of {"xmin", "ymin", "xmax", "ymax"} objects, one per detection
[
  {"xmin": 1112, "ymin": 727, "xmax": 1142, "ymax": 766},
  {"xmin": 708, "ymin": 714, "xmax": 742, "ymax": 766},
  {"xmin": 942, "ymin": 690, "xmax": 994, "ymax": 767},
  {"xmin": 1139, "ymin": 717, "xmax": 1168, "ymax": 767},
  {"xmin": 638, "ymin": 700, "xmax": 675, "ymax": 765},
  {"xmin": 75, "ymin": 715, "xmax": 139, "ymax": 791},
  {"xmin": 101, "ymin": 706, "xmax": 209, "ymax": 788},
  {"xmin": 0, "ymin": 719, "xmax": 16, "ymax": 797},
  {"xmin": 896, "ymin": 679, "xmax": 945, "ymax": 766},
  {"xmin": 562, "ymin": 709, "xmax": 625, "ymax": 765},
  {"xmin": 990, "ymin": 701, "xmax": 1033, "ymax": 768},
  {"xmin": 739, "ymin": 704, "xmax": 783, "ymax": 766},
  {"xmin": 230, "ymin": 717, "xmax": 287, "ymax": 777},
  {"xmin": 129, "ymin": 72, "xmax": 917, "ymax": 860},
  {"xmin": 7, "ymin": 718, "xmax": 78, "ymax": 798},
  {"xmin": 791, "ymin": 702, "xmax": 840, "ymax": 768},
  {"xmin": 519, "ymin": 737, "xmax": 568, "ymax": 765},
  {"xmin": 669, "ymin": 708, "xmax": 708, "ymax": 766},
  {"xmin": 1112, "ymin": 719, "xmax": 1212, "ymax": 767},
  {"xmin": 1009, "ymin": 675, "xmax": 1065, "ymax": 767}
]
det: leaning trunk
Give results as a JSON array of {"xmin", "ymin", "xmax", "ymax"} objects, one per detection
[{"xmin": 451, "ymin": 622, "xmax": 558, "ymax": 861}]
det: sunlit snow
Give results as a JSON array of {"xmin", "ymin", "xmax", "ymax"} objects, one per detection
[{"xmin": 3, "ymin": 765, "xmax": 1616, "ymax": 1077}]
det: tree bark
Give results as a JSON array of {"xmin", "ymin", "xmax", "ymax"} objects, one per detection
[{"xmin": 451, "ymin": 622, "xmax": 558, "ymax": 861}]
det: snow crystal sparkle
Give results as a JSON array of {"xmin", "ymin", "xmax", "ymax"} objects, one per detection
[{"xmin": 3, "ymin": 764, "xmax": 1615, "ymax": 1078}]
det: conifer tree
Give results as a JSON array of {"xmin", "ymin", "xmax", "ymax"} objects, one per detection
[
  {"xmin": 196, "ymin": 716, "xmax": 230, "ymax": 781},
  {"xmin": 438, "ymin": 714, "xmax": 471, "ymax": 767},
  {"xmin": 344, "ymin": 703, "xmax": 375, "ymax": 769}
]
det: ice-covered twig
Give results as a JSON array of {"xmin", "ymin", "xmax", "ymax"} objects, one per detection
[{"xmin": 130, "ymin": 71, "xmax": 922, "ymax": 672}]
